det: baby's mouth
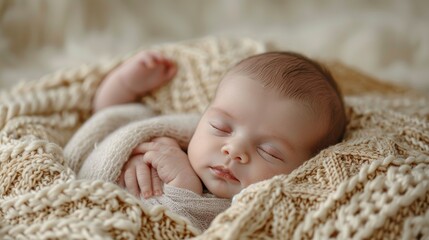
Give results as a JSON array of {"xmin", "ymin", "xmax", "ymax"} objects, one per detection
[{"xmin": 210, "ymin": 166, "xmax": 239, "ymax": 182}]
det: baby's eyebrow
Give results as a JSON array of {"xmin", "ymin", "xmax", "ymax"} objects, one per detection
[
  {"xmin": 207, "ymin": 107, "xmax": 233, "ymax": 119},
  {"xmin": 274, "ymin": 136, "xmax": 295, "ymax": 153},
  {"xmin": 259, "ymin": 129, "xmax": 296, "ymax": 153}
]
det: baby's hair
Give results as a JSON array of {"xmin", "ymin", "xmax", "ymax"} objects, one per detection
[{"xmin": 227, "ymin": 51, "xmax": 347, "ymax": 155}]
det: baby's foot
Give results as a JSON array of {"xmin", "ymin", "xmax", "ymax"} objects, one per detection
[{"xmin": 108, "ymin": 51, "xmax": 177, "ymax": 96}]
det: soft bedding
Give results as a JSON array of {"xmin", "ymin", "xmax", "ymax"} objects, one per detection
[{"xmin": 0, "ymin": 37, "xmax": 428, "ymax": 239}]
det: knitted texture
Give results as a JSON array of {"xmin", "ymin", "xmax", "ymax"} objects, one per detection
[{"xmin": 0, "ymin": 37, "xmax": 428, "ymax": 239}]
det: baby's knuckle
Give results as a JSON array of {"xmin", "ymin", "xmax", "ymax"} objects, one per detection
[
  {"xmin": 144, "ymin": 151, "xmax": 155, "ymax": 158},
  {"xmin": 149, "ymin": 144, "xmax": 161, "ymax": 150}
]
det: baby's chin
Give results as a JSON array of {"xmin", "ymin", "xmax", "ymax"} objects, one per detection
[{"xmin": 204, "ymin": 182, "xmax": 241, "ymax": 199}]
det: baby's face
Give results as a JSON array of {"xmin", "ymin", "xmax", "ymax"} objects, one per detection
[{"xmin": 187, "ymin": 73, "xmax": 327, "ymax": 198}]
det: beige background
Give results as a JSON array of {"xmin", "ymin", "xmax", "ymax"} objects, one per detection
[{"xmin": 1, "ymin": 0, "xmax": 428, "ymax": 92}]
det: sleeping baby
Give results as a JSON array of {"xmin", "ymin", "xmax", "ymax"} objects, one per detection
[{"xmin": 70, "ymin": 50, "xmax": 347, "ymax": 231}]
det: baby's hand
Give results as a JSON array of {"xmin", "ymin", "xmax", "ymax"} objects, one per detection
[
  {"xmin": 118, "ymin": 52, "xmax": 177, "ymax": 96},
  {"xmin": 118, "ymin": 154, "xmax": 164, "ymax": 199},
  {"xmin": 93, "ymin": 51, "xmax": 177, "ymax": 112},
  {"xmin": 118, "ymin": 137, "xmax": 202, "ymax": 198}
]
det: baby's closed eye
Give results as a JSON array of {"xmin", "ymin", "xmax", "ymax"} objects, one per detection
[
  {"xmin": 209, "ymin": 121, "xmax": 232, "ymax": 135},
  {"xmin": 257, "ymin": 145, "xmax": 284, "ymax": 162}
]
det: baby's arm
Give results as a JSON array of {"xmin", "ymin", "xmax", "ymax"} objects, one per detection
[
  {"xmin": 93, "ymin": 52, "xmax": 177, "ymax": 112},
  {"xmin": 118, "ymin": 137, "xmax": 203, "ymax": 198}
]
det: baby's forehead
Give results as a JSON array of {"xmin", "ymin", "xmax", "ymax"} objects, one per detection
[
  {"xmin": 218, "ymin": 58, "xmax": 340, "ymax": 119},
  {"xmin": 220, "ymin": 52, "xmax": 346, "ymax": 154}
]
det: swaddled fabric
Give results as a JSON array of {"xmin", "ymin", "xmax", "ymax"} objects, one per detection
[{"xmin": 64, "ymin": 104, "xmax": 231, "ymax": 231}]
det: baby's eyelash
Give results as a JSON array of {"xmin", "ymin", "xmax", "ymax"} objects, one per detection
[
  {"xmin": 258, "ymin": 148, "xmax": 283, "ymax": 161},
  {"xmin": 209, "ymin": 123, "xmax": 231, "ymax": 133}
]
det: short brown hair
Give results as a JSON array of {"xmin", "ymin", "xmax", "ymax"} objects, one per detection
[{"xmin": 227, "ymin": 51, "xmax": 346, "ymax": 155}]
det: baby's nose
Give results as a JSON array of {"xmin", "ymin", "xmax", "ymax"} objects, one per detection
[{"xmin": 221, "ymin": 145, "xmax": 249, "ymax": 163}]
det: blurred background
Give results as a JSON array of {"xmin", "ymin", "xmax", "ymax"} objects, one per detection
[{"xmin": 1, "ymin": 0, "xmax": 428, "ymax": 91}]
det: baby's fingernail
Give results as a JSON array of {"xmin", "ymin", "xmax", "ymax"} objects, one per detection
[
  {"xmin": 154, "ymin": 190, "xmax": 162, "ymax": 196},
  {"xmin": 141, "ymin": 192, "xmax": 152, "ymax": 199}
]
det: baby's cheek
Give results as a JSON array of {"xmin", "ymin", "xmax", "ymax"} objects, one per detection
[
  {"xmin": 250, "ymin": 165, "xmax": 284, "ymax": 184},
  {"xmin": 187, "ymin": 134, "xmax": 198, "ymax": 159},
  {"xmin": 187, "ymin": 137, "xmax": 205, "ymax": 174}
]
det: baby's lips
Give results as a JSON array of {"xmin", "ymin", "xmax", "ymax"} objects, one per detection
[{"xmin": 210, "ymin": 165, "xmax": 239, "ymax": 182}]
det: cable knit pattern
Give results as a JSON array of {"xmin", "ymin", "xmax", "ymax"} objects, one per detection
[{"xmin": 0, "ymin": 37, "xmax": 428, "ymax": 239}]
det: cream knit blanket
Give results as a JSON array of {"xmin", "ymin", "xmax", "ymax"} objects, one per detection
[{"xmin": 0, "ymin": 37, "xmax": 428, "ymax": 239}]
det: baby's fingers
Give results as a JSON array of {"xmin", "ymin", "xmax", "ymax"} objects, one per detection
[
  {"xmin": 132, "ymin": 142, "xmax": 157, "ymax": 155},
  {"xmin": 135, "ymin": 158, "xmax": 153, "ymax": 199},
  {"xmin": 137, "ymin": 51, "xmax": 156, "ymax": 68},
  {"xmin": 152, "ymin": 137, "xmax": 180, "ymax": 147},
  {"xmin": 151, "ymin": 168, "xmax": 163, "ymax": 196},
  {"xmin": 123, "ymin": 165, "xmax": 139, "ymax": 198}
]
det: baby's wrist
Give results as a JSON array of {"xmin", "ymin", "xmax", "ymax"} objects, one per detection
[
  {"xmin": 109, "ymin": 77, "xmax": 142, "ymax": 100},
  {"xmin": 170, "ymin": 172, "xmax": 203, "ymax": 195},
  {"xmin": 93, "ymin": 76, "xmax": 138, "ymax": 111},
  {"xmin": 118, "ymin": 77, "xmax": 147, "ymax": 98}
]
